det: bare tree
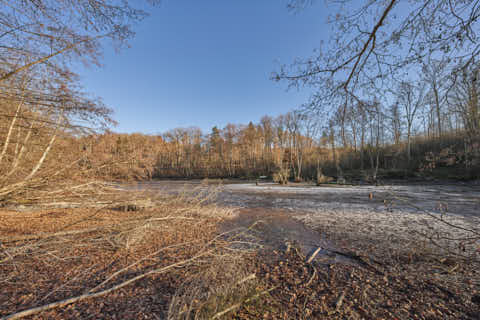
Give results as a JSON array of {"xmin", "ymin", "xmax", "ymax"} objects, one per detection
[
  {"xmin": 365, "ymin": 100, "xmax": 382, "ymax": 182},
  {"xmin": 0, "ymin": 0, "xmax": 157, "ymax": 203},
  {"xmin": 422, "ymin": 57, "xmax": 449, "ymax": 137},
  {"xmin": 0, "ymin": 72, "xmax": 116, "ymax": 201},
  {"xmin": 275, "ymin": 0, "xmax": 480, "ymax": 120},
  {"xmin": 447, "ymin": 64, "xmax": 480, "ymax": 137},
  {"xmin": 397, "ymin": 81, "xmax": 426, "ymax": 162},
  {"xmin": 388, "ymin": 102, "xmax": 402, "ymax": 146},
  {"xmin": 0, "ymin": 0, "xmax": 157, "ymax": 82}
]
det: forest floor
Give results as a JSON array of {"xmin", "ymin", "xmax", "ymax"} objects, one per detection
[{"xmin": 0, "ymin": 180, "xmax": 479, "ymax": 319}]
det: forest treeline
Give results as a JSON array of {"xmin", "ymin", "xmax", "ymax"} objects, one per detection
[{"xmin": 81, "ymin": 104, "xmax": 480, "ymax": 182}]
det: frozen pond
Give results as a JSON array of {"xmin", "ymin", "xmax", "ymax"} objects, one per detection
[
  {"xmin": 127, "ymin": 180, "xmax": 480, "ymax": 218},
  {"xmin": 223, "ymin": 182, "xmax": 480, "ymax": 218},
  {"xmin": 126, "ymin": 180, "xmax": 480, "ymax": 261}
]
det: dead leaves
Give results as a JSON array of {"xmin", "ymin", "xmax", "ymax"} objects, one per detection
[{"xmin": 235, "ymin": 242, "xmax": 479, "ymax": 320}]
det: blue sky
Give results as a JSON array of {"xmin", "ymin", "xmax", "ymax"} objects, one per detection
[{"xmin": 76, "ymin": 1, "xmax": 330, "ymax": 134}]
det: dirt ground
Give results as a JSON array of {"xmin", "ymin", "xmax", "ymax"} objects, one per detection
[{"xmin": 1, "ymin": 181, "xmax": 479, "ymax": 319}]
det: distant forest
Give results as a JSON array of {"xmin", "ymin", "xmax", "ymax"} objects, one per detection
[{"xmin": 80, "ymin": 103, "xmax": 480, "ymax": 182}]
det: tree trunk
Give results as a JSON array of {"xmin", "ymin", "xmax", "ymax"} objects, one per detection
[{"xmin": 433, "ymin": 81, "xmax": 442, "ymax": 136}]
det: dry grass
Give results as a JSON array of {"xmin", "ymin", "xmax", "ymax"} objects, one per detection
[
  {"xmin": 0, "ymin": 187, "xmax": 260, "ymax": 319},
  {"xmin": 167, "ymin": 256, "xmax": 258, "ymax": 320}
]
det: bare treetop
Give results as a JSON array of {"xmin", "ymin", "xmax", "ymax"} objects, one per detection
[
  {"xmin": 275, "ymin": 0, "xmax": 480, "ymax": 114},
  {"xmin": 0, "ymin": 0, "xmax": 159, "ymax": 82}
]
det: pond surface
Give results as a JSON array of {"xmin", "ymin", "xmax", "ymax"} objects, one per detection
[
  {"xmin": 126, "ymin": 180, "xmax": 480, "ymax": 218},
  {"xmin": 122, "ymin": 179, "xmax": 480, "ymax": 264}
]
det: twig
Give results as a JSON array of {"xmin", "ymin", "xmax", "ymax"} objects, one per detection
[
  {"xmin": 210, "ymin": 286, "xmax": 278, "ymax": 320},
  {"xmin": 0, "ymin": 227, "xmax": 103, "ymax": 243},
  {"xmin": 285, "ymin": 241, "xmax": 292, "ymax": 253},
  {"xmin": 236, "ymin": 273, "xmax": 256, "ymax": 285},
  {"xmin": 307, "ymin": 246, "xmax": 322, "ymax": 263},
  {"xmin": 335, "ymin": 290, "xmax": 346, "ymax": 310},
  {"xmin": 306, "ymin": 265, "xmax": 317, "ymax": 287},
  {"xmin": 389, "ymin": 191, "xmax": 480, "ymax": 236}
]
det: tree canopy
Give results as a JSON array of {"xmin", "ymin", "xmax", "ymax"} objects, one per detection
[{"xmin": 275, "ymin": 0, "xmax": 480, "ymax": 118}]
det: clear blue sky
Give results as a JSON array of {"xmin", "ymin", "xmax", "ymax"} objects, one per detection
[{"xmin": 77, "ymin": 0, "xmax": 329, "ymax": 134}]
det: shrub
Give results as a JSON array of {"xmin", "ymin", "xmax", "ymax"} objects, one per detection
[
  {"xmin": 316, "ymin": 170, "xmax": 333, "ymax": 185},
  {"xmin": 273, "ymin": 168, "xmax": 290, "ymax": 185}
]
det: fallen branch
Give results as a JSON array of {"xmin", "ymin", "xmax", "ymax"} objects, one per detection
[
  {"xmin": 88, "ymin": 242, "xmax": 194, "ymax": 293},
  {"xmin": 1, "ymin": 250, "xmax": 212, "ymax": 320},
  {"xmin": 0, "ymin": 227, "xmax": 103, "ymax": 243}
]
